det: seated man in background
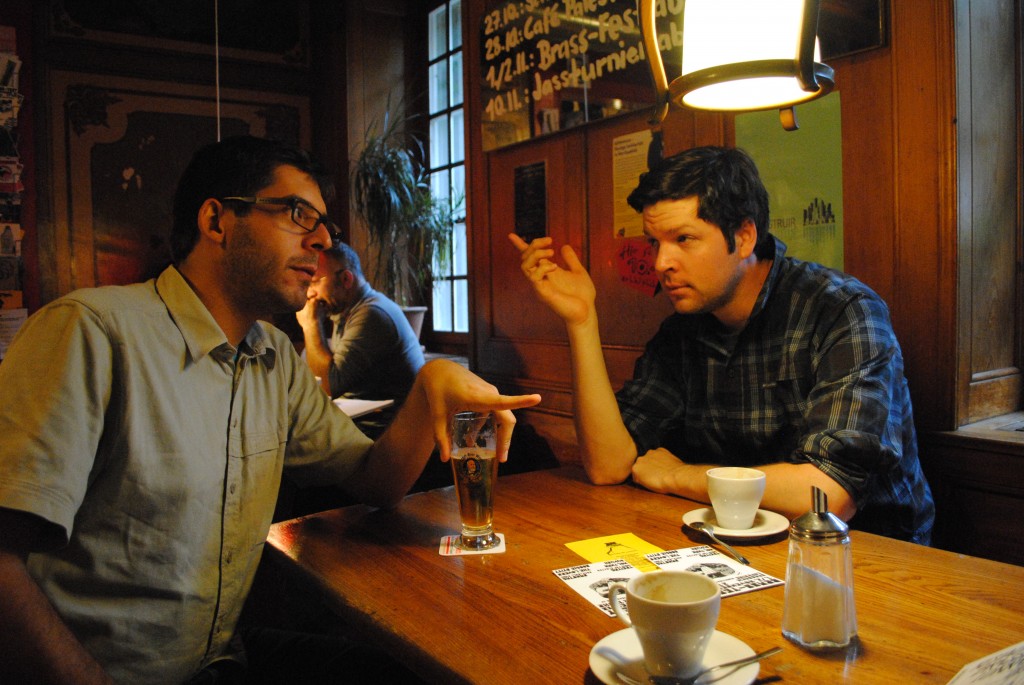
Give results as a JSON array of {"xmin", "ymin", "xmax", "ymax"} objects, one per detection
[
  {"xmin": 298, "ymin": 242, "xmax": 424, "ymax": 408},
  {"xmin": 0, "ymin": 135, "xmax": 540, "ymax": 685},
  {"xmin": 510, "ymin": 145, "xmax": 933, "ymax": 544}
]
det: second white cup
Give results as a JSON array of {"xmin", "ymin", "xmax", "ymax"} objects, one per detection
[
  {"xmin": 706, "ymin": 467, "xmax": 767, "ymax": 530},
  {"xmin": 608, "ymin": 571, "xmax": 721, "ymax": 679}
]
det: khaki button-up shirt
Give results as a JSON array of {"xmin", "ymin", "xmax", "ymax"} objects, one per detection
[{"xmin": 0, "ymin": 266, "xmax": 373, "ymax": 684}]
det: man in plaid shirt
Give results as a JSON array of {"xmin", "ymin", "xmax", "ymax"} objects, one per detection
[{"xmin": 510, "ymin": 146, "xmax": 933, "ymax": 544}]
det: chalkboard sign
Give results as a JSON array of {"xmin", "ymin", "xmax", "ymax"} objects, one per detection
[
  {"xmin": 480, "ymin": 0, "xmax": 682, "ymax": 151},
  {"xmin": 480, "ymin": 0, "xmax": 886, "ymax": 152}
]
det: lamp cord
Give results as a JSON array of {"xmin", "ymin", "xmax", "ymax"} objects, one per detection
[{"xmin": 214, "ymin": 0, "xmax": 221, "ymax": 141}]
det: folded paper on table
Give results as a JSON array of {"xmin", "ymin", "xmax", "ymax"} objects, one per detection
[
  {"xmin": 332, "ymin": 397, "xmax": 394, "ymax": 418},
  {"xmin": 554, "ymin": 546, "xmax": 784, "ymax": 617},
  {"xmin": 947, "ymin": 640, "xmax": 1024, "ymax": 685},
  {"xmin": 566, "ymin": 532, "xmax": 664, "ymax": 572},
  {"xmin": 647, "ymin": 547, "xmax": 784, "ymax": 595}
]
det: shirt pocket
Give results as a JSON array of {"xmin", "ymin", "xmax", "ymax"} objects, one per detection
[
  {"xmin": 236, "ymin": 428, "xmax": 286, "ymax": 459},
  {"xmin": 231, "ymin": 428, "xmax": 287, "ymax": 499},
  {"xmin": 231, "ymin": 428, "xmax": 287, "ymax": 540}
]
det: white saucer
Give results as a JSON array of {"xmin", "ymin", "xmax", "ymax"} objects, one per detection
[
  {"xmin": 589, "ymin": 628, "xmax": 757, "ymax": 685},
  {"xmin": 683, "ymin": 508, "xmax": 790, "ymax": 539}
]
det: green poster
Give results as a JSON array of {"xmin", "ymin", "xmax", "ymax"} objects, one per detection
[{"xmin": 735, "ymin": 94, "xmax": 844, "ymax": 270}]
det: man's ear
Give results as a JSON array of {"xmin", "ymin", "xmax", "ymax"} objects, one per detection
[
  {"xmin": 197, "ymin": 199, "xmax": 227, "ymax": 245},
  {"xmin": 340, "ymin": 269, "xmax": 356, "ymax": 289},
  {"xmin": 735, "ymin": 219, "xmax": 758, "ymax": 259}
]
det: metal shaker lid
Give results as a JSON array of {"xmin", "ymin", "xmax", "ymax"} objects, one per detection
[{"xmin": 789, "ymin": 486, "xmax": 849, "ymax": 540}]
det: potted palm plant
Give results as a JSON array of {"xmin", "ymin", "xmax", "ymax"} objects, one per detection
[{"xmin": 350, "ymin": 105, "xmax": 453, "ymax": 338}]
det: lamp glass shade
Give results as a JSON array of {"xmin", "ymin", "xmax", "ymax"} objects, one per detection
[
  {"xmin": 678, "ymin": 0, "xmax": 826, "ymax": 111},
  {"xmin": 681, "ymin": 73, "xmax": 823, "ymax": 111}
]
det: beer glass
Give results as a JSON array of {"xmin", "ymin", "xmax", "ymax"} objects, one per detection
[{"xmin": 450, "ymin": 411, "xmax": 499, "ymax": 550}]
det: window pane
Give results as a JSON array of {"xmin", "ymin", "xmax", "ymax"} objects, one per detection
[
  {"xmin": 430, "ymin": 168, "xmax": 450, "ymax": 206},
  {"xmin": 449, "ymin": 51, "xmax": 463, "ymax": 106},
  {"xmin": 427, "ymin": 0, "xmax": 467, "ymax": 339},
  {"xmin": 454, "ymin": 278, "xmax": 469, "ymax": 332},
  {"xmin": 451, "ymin": 165, "xmax": 466, "ymax": 220},
  {"xmin": 432, "ymin": 247, "xmax": 447, "ymax": 276},
  {"xmin": 429, "ymin": 114, "xmax": 450, "ymax": 168},
  {"xmin": 453, "ymin": 221, "xmax": 467, "ymax": 277},
  {"xmin": 433, "ymin": 279, "xmax": 453, "ymax": 331},
  {"xmin": 428, "ymin": 61, "xmax": 448, "ymax": 114},
  {"xmin": 449, "ymin": 0, "xmax": 462, "ymax": 50},
  {"xmin": 428, "ymin": 6, "xmax": 447, "ymax": 60},
  {"xmin": 450, "ymin": 109, "xmax": 465, "ymax": 163}
]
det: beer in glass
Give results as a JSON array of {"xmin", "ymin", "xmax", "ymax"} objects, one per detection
[{"xmin": 450, "ymin": 411, "xmax": 499, "ymax": 550}]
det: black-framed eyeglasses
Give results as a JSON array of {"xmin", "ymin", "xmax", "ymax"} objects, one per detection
[{"xmin": 219, "ymin": 196, "xmax": 340, "ymax": 241}]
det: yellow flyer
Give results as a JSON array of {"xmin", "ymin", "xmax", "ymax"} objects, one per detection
[{"xmin": 566, "ymin": 533, "xmax": 663, "ymax": 572}]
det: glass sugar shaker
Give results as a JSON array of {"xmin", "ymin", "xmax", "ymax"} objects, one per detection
[{"xmin": 781, "ymin": 486, "xmax": 857, "ymax": 650}]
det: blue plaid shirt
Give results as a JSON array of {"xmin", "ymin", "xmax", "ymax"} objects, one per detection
[{"xmin": 617, "ymin": 238, "xmax": 934, "ymax": 544}]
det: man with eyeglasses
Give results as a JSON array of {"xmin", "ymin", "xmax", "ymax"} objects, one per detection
[
  {"xmin": 0, "ymin": 136, "xmax": 540, "ymax": 685},
  {"xmin": 297, "ymin": 241, "xmax": 424, "ymax": 418},
  {"xmin": 218, "ymin": 194, "xmax": 342, "ymax": 242}
]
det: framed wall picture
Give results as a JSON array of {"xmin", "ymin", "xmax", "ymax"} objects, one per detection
[
  {"xmin": 819, "ymin": 0, "xmax": 888, "ymax": 60},
  {"xmin": 42, "ymin": 70, "xmax": 310, "ymax": 301}
]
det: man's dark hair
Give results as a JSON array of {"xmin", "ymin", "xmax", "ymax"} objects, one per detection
[
  {"xmin": 170, "ymin": 136, "xmax": 335, "ymax": 263},
  {"xmin": 322, "ymin": 241, "xmax": 364, "ymax": 279},
  {"xmin": 627, "ymin": 146, "xmax": 772, "ymax": 259}
]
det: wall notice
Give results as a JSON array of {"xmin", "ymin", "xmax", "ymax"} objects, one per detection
[
  {"xmin": 514, "ymin": 161, "xmax": 547, "ymax": 243},
  {"xmin": 612, "ymin": 129, "xmax": 651, "ymax": 239}
]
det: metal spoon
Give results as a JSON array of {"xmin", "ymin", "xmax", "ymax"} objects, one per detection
[
  {"xmin": 647, "ymin": 646, "xmax": 784, "ymax": 685},
  {"xmin": 688, "ymin": 521, "xmax": 750, "ymax": 565}
]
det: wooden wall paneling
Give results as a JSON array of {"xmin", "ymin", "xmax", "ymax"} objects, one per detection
[
  {"xmin": 47, "ymin": 0, "xmax": 310, "ymax": 72},
  {"xmin": 957, "ymin": 0, "xmax": 1022, "ymax": 424},
  {"xmin": 465, "ymin": 0, "xmax": 489, "ymax": 373},
  {"xmin": 660, "ymin": 107, "xmax": 728, "ymax": 158},
  {"xmin": 830, "ymin": 49, "xmax": 897, "ymax": 306},
  {"xmin": 478, "ymin": 130, "xmax": 587, "ymax": 415},
  {"xmin": 39, "ymin": 3, "xmax": 313, "ymax": 104},
  {"xmin": 888, "ymin": 0, "xmax": 959, "ymax": 432},
  {"xmin": 344, "ymin": 0, "xmax": 419, "ymax": 272},
  {"xmin": 308, "ymin": 3, "xmax": 349, "ymax": 233},
  {"xmin": 955, "ymin": 0, "xmax": 974, "ymax": 428},
  {"xmin": 920, "ymin": 432, "xmax": 1024, "ymax": 565},
  {"xmin": 695, "ymin": 111, "xmax": 730, "ymax": 151}
]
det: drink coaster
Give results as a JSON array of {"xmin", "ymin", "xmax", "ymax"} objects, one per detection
[{"xmin": 439, "ymin": 533, "xmax": 506, "ymax": 556}]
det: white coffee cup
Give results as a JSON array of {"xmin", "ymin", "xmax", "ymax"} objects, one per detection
[
  {"xmin": 608, "ymin": 571, "xmax": 721, "ymax": 679},
  {"xmin": 706, "ymin": 467, "xmax": 767, "ymax": 530}
]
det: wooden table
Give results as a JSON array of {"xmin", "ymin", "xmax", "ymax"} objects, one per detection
[{"xmin": 266, "ymin": 466, "xmax": 1024, "ymax": 684}]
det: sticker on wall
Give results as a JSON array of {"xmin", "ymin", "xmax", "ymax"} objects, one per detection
[{"xmin": 616, "ymin": 238, "xmax": 659, "ymax": 298}]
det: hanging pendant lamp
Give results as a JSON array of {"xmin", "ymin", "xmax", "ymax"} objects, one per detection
[{"xmin": 640, "ymin": 0, "xmax": 835, "ymax": 130}]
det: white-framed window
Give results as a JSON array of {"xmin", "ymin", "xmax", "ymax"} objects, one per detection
[{"xmin": 427, "ymin": 0, "xmax": 468, "ymax": 334}]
